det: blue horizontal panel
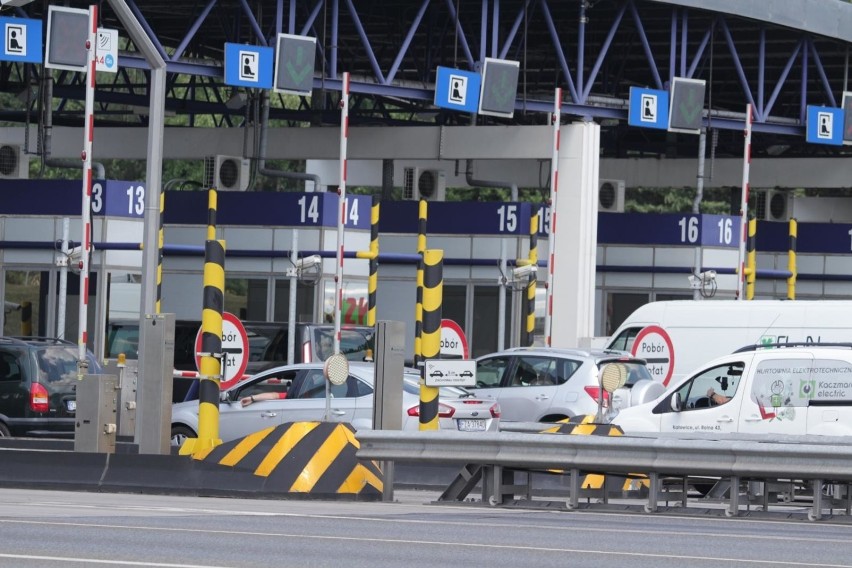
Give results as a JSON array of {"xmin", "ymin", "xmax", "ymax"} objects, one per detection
[
  {"xmin": 599, "ymin": 212, "xmax": 738, "ymax": 248},
  {"xmin": 164, "ymin": 191, "xmax": 370, "ymax": 230},
  {"xmin": 379, "ymin": 201, "xmax": 541, "ymax": 235},
  {"xmin": 756, "ymin": 221, "xmax": 852, "ymax": 254},
  {"xmin": 0, "ymin": 179, "xmax": 81, "ymax": 215}
]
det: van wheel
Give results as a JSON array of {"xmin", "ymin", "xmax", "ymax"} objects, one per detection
[
  {"xmin": 171, "ymin": 426, "xmax": 196, "ymax": 447},
  {"xmin": 0, "ymin": 422, "xmax": 9, "ymax": 437}
]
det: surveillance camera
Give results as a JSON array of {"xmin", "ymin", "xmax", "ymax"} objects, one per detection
[
  {"xmin": 512, "ymin": 264, "xmax": 537, "ymax": 280},
  {"xmin": 296, "ymin": 255, "xmax": 322, "ymax": 270}
]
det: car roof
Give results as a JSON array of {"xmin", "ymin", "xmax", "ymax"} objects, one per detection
[{"xmin": 485, "ymin": 346, "xmax": 639, "ymax": 360}]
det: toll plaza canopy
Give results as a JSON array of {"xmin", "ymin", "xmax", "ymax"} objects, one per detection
[{"xmin": 0, "ymin": 0, "xmax": 851, "ymax": 160}]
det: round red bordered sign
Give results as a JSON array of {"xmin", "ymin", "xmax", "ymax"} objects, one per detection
[
  {"xmin": 194, "ymin": 312, "xmax": 249, "ymax": 390},
  {"xmin": 631, "ymin": 325, "xmax": 676, "ymax": 386},
  {"xmin": 440, "ymin": 318, "xmax": 469, "ymax": 358}
]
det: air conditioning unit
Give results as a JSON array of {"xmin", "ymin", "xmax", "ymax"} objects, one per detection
[
  {"xmin": 752, "ymin": 189, "xmax": 789, "ymax": 222},
  {"xmin": 403, "ymin": 167, "xmax": 446, "ymax": 201},
  {"xmin": 204, "ymin": 155, "xmax": 250, "ymax": 191},
  {"xmin": 598, "ymin": 179, "xmax": 625, "ymax": 212},
  {"xmin": 0, "ymin": 144, "xmax": 29, "ymax": 179}
]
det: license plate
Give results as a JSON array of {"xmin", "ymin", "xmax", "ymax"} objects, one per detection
[
  {"xmin": 457, "ymin": 419, "xmax": 486, "ymax": 432},
  {"xmin": 66, "ymin": 400, "xmax": 76, "ymax": 412}
]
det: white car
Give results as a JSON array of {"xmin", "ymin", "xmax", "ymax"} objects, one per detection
[
  {"xmin": 469, "ymin": 347, "xmax": 664, "ymax": 423},
  {"xmin": 170, "ymin": 362, "xmax": 500, "ymax": 445}
]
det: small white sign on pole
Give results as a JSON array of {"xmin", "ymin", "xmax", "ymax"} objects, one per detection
[
  {"xmin": 96, "ymin": 28, "xmax": 118, "ymax": 73},
  {"xmin": 425, "ymin": 359, "xmax": 476, "ymax": 387}
]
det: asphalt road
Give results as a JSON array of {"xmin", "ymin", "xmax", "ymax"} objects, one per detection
[{"xmin": 1, "ymin": 488, "xmax": 851, "ymax": 568}]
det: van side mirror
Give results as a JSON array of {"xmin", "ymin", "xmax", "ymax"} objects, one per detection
[
  {"xmin": 670, "ymin": 392, "xmax": 682, "ymax": 412},
  {"xmin": 219, "ymin": 390, "xmax": 231, "ymax": 403}
]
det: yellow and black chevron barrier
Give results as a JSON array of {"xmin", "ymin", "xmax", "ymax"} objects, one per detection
[
  {"xmin": 193, "ymin": 422, "xmax": 383, "ymax": 498},
  {"xmin": 419, "ymin": 249, "xmax": 443, "ymax": 430},
  {"xmin": 541, "ymin": 415, "xmax": 648, "ymax": 493}
]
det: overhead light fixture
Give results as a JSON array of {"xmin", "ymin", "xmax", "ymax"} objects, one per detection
[
  {"xmin": 765, "ymin": 144, "xmax": 790, "ymax": 156},
  {"xmin": 225, "ymin": 90, "xmax": 247, "ymax": 110},
  {"xmin": 129, "ymin": 105, "xmax": 176, "ymax": 117}
]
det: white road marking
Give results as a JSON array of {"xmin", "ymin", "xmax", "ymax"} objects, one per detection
[{"xmin": 0, "ymin": 519, "xmax": 849, "ymax": 567}]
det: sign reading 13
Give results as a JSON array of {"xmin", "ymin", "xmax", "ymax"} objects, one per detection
[{"xmin": 90, "ymin": 182, "xmax": 145, "ymax": 217}]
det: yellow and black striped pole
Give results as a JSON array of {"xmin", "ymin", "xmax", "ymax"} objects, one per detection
[
  {"xmin": 366, "ymin": 195, "xmax": 380, "ymax": 326},
  {"xmin": 524, "ymin": 207, "xmax": 539, "ymax": 346},
  {"xmin": 787, "ymin": 218, "xmax": 797, "ymax": 300},
  {"xmin": 414, "ymin": 200, "xmax": 427, "ymax": 367},
  {"xmin": 181, "ymin": 189, "xmax": 224, "ymax": 455},
  {"xmin": 746, "ymin": 216, "xmax": 757, "ymax": 300},
  {"xmin": 155, "ymin": 191, "xmax": 165, "ymax": 314},
  {"xmin": 419, "ymin": 249, "xmax": 443, "ymax": 430}
]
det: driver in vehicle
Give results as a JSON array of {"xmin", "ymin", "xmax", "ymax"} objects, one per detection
[{"xmin": 706, "ymin": 387, "xmax": 730, "ymax": 405}]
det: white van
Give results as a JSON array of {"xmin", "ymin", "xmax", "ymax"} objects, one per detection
[
  {"xmin": 612, "ymin": 344, "xmax": 852, "ymax": 437},
  {"xmin": 605, "ymin": 300, "xmax": 852, "ymax": 387}
]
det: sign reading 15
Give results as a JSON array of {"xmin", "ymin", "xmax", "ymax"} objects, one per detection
[
  {"xmin": 91, "ymin": 182, "xmax": 145, "ymax": 216},
  {"xmin": 678, "ymin": 215, "xmax": 733, "ymax": 245},
  {"xmin": 298, "ymin": 195, "xmax": 360, "ymax": 225},
  {"xmin": 496, "ymin": 205, "xmax": 551, "ymax": 234}
]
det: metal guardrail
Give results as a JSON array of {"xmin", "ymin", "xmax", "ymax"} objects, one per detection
[{"xmin": 356, "ymin": 430, "xmax": 852, "ymax": 520}]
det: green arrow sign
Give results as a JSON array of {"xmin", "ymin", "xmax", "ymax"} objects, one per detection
[
  {"xmin": 275, "ymin": 33, "xmax": 317, "ymax": 96},
  {"xmin": 479, "ymin": 57, "xmax": 520, "ymax": 118},
  {"xmin": 668, "ymin": 77, "xmax": 706, "ymax": 134}
]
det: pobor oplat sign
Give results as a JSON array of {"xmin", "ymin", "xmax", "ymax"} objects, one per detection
[
  {"xmin": 631, "ymin": 325, "xmax": 675, "ymax": 386},
  {"xmin": 194, "ymin": 312, "xmax": 248, "ymax": 390}
]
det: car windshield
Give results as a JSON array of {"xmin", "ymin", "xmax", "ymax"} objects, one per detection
[{"xmin": 314, "ymin": 327, "xmax": 374, "ymax": 362}]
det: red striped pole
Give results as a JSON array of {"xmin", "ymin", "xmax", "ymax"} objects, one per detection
[
  {"xmin": 736, "ymin": 103, "xmax": 753, "ymax": 300},
  {"xmin": 77, "ymin": 5, "xmax": 98, "ymax": 375},
  {"xmin": 544, "ymin": 88, "xmax": 561, "ymax": 347},
  {"xmin": 333, "ymin": 72, "xmax": 350, "ymax": 355}
]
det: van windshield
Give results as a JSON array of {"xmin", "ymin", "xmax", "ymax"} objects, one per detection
[{"xmin": 607, "ymin": 327, "xmax": 642, "ymax": 353}]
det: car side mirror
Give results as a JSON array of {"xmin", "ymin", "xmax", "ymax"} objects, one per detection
[
  {"xmin": 670, "ymin": 392, "xmax": 682, "ymax": 412},
  {"xmin": 219, "ymin": 390, "xmax": 231, "ymax": 403}
]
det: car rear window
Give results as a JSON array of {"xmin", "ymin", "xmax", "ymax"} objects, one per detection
[
  {"xmin": 598, "ymin": 359, "xmax": 653, "ymax": 386},
  {"xmin": 34, "ymin": 346, "xmax": 99, "ymax": 383}
]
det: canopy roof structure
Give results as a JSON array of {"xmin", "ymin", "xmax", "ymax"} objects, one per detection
[{"xmin": 1, "ymin": 0, "xmax": 850, "ymax": 159}]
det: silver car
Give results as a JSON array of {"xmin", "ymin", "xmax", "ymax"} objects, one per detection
[
  {"xmin": 469, "ymin": 347, "xmax": 664, "ymax": 423},
  {"xmin": 170, "ymin": 362, "xmax": 500, "ymax": 445}
]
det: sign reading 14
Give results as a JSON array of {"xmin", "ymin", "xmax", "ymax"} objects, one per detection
[{"xmin": 298, "ymin": 194, "xmax": 360, "ymax": 225}]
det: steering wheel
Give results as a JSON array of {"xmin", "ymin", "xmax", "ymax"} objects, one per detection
[{"xmin": 476, "ymin": 380, "xmax": 488, "ymax": 388}]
